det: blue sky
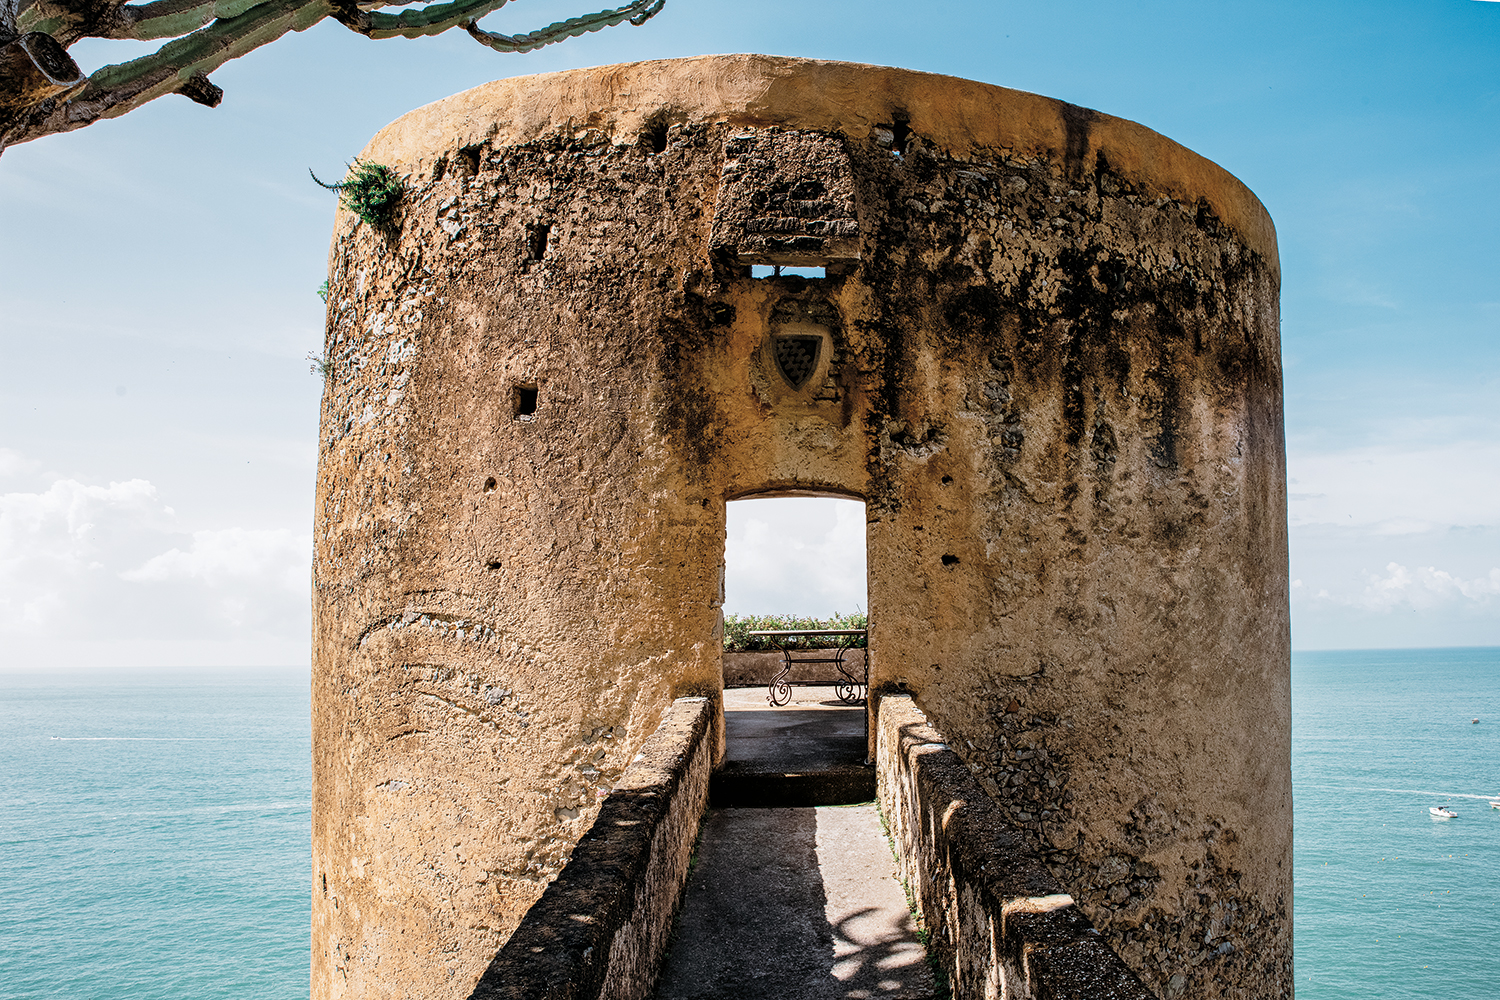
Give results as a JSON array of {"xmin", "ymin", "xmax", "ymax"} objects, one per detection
[{"xmin": 1, "ymin": 0, "xmax": 1497, "ymax": 666}]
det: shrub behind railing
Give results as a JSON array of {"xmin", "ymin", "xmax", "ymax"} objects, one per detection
[{"xmin": 722, "ymin": 612, "xmax": 868, "ymax": 651}]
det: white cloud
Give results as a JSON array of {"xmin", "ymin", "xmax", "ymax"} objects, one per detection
[
  {"xmin": 725, "ymin": 498, "xmax": 867, "ymax": 617},
  {"xmin": 0, "ymin": 457, "xmax": 310, "ymax": 667},
  {"xmin": 1290, "ymin": 523, "xmax": 1500, "ymax": 648},
  {"xmin": 124, "ymin": 527, "xmax": 307, "ymax": 592},
  {"xmin": 1350, "ymin": 563, "xmax": 1500, "ymax": 613},
  {"xmin": 0, "ymin": 447, "xmax": 48, "ymax": 487},
  {"xmin": 1286, "ymin": 430, "xmax": 1500, "ymax": 647},
  {"xmin": 0, "ymin": 478, "xmax": 175, "ymax": 632}
]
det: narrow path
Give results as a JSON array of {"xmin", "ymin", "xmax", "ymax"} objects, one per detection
[{"xmin": 654, "ymin": 688, "xmax": 935, "ymax": 1000}]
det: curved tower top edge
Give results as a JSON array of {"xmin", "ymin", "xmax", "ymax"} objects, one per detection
[{"xmin": 358, "ymin": 53, "xmax": 1279, "ymax": 280}]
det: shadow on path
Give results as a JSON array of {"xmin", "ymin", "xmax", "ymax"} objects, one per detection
[{"xmin": 652, "ymin": 805, "xmax": 933, "ymax": 1000}]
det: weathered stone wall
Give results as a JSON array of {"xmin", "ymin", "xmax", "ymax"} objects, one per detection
[
  {"xmin": 466, "ymin": 695, "xmax": 719, "ymax": 1000},
  {"xmin": 877, "ymin": 694, "xmax": 1154, "ymax": 1000},
  {"xmin": 313, "ymin": 55, "xmax": 1290, "ymax": 1000}
]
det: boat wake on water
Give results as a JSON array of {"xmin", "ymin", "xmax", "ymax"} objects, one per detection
[
  {"xmin": 49, "ymin": 736, "xmax": 269, "ymax": 741},
  {"xmin": 1343, "ymin": 785, "xmax": 1500, "ymax": 802}
]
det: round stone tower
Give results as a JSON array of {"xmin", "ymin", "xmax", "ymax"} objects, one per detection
[{"xmin": 312, "ymin": 55, "xmax": 1290, "ymax": 1000}]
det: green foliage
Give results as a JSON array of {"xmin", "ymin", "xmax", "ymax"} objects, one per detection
[
  {"xmin": 722, "ymin": 612, "xmax": 867, "ymax": 652},
  {"xmin": 306, "ymin": 351, "xmax": 331, "ymax": 378},
  {"xmin": 316, "ymin": 280, "xmax": 329, "ymax": 302},
  {"xmin": 310, "ymin": 160, "xmax": 404, "ymax": 228}
]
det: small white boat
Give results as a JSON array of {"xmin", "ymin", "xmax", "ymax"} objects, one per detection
[
  {"xmin": 1489, "ymin": 800, "xmax": 1500, "ymax": 810},
  {"xmin": 1430, "ymin": 806, "xmax": 1458, "ymax": 819}
]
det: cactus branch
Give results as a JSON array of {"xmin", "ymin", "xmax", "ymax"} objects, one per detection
[
  {"xmin": 0, "ymin": 0, "xmax": 667, "ymax": 153},
  {"xmin": 464, "ymin": 0, "xmax": 661, "ymax": 53},
  {"xmin": 362, "ymin": 0, "xmax": 513, "ymax": 40},
  {"xmin": 107, "ymin": 0, "xmax": 267, "ymax": 42}
]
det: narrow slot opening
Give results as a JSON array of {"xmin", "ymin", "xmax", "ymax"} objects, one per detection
[
  {"xmin": 751, "ymin": 265, "xmax": 826, "ymax": 279},
  {"xmin": 875, "ymin": 116, "xmax": 911, "ymax": 158},
  {"xmin": 513, "ymin": 385, "xmax": 538, "ymax": 419},
  {"xmin": 890, "ymin": 118, "xmax": 911, "ymax": 155},
  {"xmin": 527, "ymin": 223, "xmax": 550, "ymax": 262}
]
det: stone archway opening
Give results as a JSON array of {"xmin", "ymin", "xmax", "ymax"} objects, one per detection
[
  {"xmin": 713, "ymin": 494, "xmax": 873, "ymax": 807},
  {"xmin": 724, "ymin": 494, "xmax": 867, "ymax": 625}
]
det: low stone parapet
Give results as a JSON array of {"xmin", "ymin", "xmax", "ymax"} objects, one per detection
[
  {"xmin": 468, "ymin": 696, "xmax": 721, "ymax": 1000},
  {"xmin": 877, "ymin": 695, "xmax": 1154, "ymax": 1000}
]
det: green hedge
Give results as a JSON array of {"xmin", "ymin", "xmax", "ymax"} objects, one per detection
[{"xmin": 722, "ymin": 612, "xmax": 868, "ymax": 651}]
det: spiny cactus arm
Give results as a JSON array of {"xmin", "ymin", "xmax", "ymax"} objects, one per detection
[
  {"xmin": 1, "ymin": 0, "xmax": 329, "ymax": 149},
  {"xmin": 15, "ymin": 0, "xmax": 114, "ymax": 44},
  {"xmin": 103, "ymin": 0, "xmax": 267, "ymax": 41},
  {"xmin": 358, "ymin": 0, "xmax": 512, "ymax": 39},
  {"xmin": 14, "ymin": 0, "xmax": 298, "ymax": 43},
  {"xmin": 464, "ymin": 0, "xmax": 661, "ymax": 53},
  {"xmin": 0, "ymin": 0, "xmax": 665, "ymax": 152},
  {"xmin": 85, "ymin": 0, "xmax": 329, "ymax": 93},
  {"xmin": 359, "ymin": 0, "xmax": 660, "ymax": 42}
]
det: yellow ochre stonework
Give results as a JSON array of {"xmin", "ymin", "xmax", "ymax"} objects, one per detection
[{"xmin": 313, "ymin": 55, "xmax": 1290, "ymax": 1000}]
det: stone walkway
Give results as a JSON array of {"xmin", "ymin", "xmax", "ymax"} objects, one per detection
[{"xmin": 654, "ymin": 688, "xmax": 935, "ymax": 1000}]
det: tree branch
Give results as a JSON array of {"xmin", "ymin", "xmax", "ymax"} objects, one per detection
[{"xmin": 464, "ymin": 0, "xmax": 661, "ymax": 53}]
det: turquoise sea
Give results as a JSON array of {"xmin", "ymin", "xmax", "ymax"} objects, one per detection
[
  {"xmin": 1292, "ymin": 648, "xmax": 1500, "ymax": 997},
  {"xmin": 2, "ymin": 650, "xmax": 1497, "ymax": 998},
  {"xmin": 0, "ymin": 669, "xmax": 310, "ymax": 1000}
]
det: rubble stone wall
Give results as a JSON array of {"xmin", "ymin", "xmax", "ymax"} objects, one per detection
[
  {"xmin": 313, "ymin": 55, "xmax": 1290, "ymax": 1000},
  {"xmin": 877, "ymin": 694, "xmax": 1155, "ymax": 1000},
  {"xmin": 466, "ymin": 696, "xmax": 719, "ymax": 1000}
]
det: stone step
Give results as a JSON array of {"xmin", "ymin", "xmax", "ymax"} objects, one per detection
[{"xmin": 710, "ymin": 762, "xmax": 876, "ymax": 807}]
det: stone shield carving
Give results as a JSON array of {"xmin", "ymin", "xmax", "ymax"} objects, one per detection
[{"xmin": 772, "ymin": 334, "xmax": 822, "ymax": 390}]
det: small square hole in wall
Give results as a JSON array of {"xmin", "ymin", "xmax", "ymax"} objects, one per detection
[{"xmin": 513, "ymin": 385, "xmax": 538, "ymax": 420}]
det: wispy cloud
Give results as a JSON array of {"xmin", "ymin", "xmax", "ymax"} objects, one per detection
[
  {"xmin": 1278, "ymin": 425, "xmax": 1500, "ymax": 647},
  {"xmin": 1287, "ymin": 440, "xmax": 1500, "ymax": 530}
]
